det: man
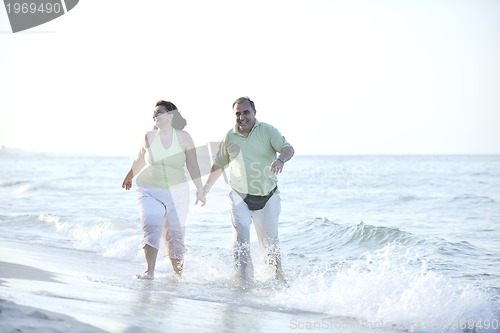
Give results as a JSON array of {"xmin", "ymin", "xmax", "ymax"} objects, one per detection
[{"xmin": 202, "ymin": 96, "xmax": 294, "ymax": 284}]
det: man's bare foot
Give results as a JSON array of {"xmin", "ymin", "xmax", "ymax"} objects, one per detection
[{"xmin": 275, "ymin": 269, "xmax": 288, "ymax": 287}]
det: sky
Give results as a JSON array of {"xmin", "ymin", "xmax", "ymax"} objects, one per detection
[{"xmin": 1, "ymin": 0, "xmax": 499, "ymax": 156}]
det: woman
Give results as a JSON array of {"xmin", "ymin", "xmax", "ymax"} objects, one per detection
[{"xmin": 122, "ymin": 100, "xmax": 205, "ymax": 279}]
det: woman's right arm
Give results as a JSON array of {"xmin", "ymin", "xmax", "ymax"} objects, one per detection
[{"xmin": 122, "ymin": 134, "xmax": 148, "ymax": 190}]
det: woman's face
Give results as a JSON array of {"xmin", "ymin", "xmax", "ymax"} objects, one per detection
[{"xmin": 153, "ymin": 106, "xmax": 172, "ymax": 125}]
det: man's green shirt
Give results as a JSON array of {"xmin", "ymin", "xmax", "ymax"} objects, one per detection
[{"xmin": 214, "ymin": 120, "xmax": 292, "ymax": 196}]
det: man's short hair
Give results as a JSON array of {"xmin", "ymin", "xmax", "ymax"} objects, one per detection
[{"xmin": 232, "ymin": 96, "xmax": 256, "ymax": 112}]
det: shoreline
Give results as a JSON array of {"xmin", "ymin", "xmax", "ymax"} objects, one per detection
[
  {"xmin": 0, "ymin": 261, "xmax": 110, "ymax": 333},
  {"xmin": 0, "ymin": 240, "xmax": 371, "ymax": 333},
  {"xmin": 0, "ymin": 298, "xmax": 110, "ymax": 333},
  {"xmin": 0, "ymin": 238, "xmax": 140, "ymax": 333}
]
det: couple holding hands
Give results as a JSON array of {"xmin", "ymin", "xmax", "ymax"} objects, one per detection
[{"xmin": 122, "ymin": 97, "xmax": 294, "ymax": 285}]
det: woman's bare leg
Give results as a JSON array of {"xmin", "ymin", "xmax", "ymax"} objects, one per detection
[
  {"xmin": 142, "ymin": 244, "xmax": 158, "ymax": 278},
  {"xmin": 170, "ymin": 258, "xmax": 183, "ymax": 275}
]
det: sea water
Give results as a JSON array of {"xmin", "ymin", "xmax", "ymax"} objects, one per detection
[{"xmin": 0, "ymin": 153, "xmax": 499, "ymax": 332}]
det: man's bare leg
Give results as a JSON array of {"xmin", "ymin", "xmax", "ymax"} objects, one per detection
[{"xmin": 267, "ymin": 250, "xmax": 287, "ymax": 285}]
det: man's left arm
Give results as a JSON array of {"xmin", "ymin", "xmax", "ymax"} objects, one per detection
[
  {"xmin": 271, "ymin": 145, "xmax": 294, "ymax": 174},
  {"xmin": 267, "ymin": 123, "xmax": 295, "ymax": 174}
]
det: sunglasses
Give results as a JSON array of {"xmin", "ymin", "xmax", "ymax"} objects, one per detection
[{"xmin": 153, "ymin": 109, "xmax": 170, "ymax": 119}]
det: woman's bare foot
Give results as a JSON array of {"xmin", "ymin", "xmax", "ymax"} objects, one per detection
[{"xmin": 135, "ymin": 271, "xmax": 154, "ymax": 280}]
